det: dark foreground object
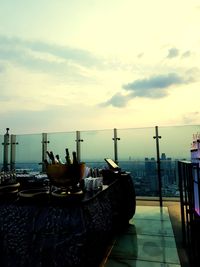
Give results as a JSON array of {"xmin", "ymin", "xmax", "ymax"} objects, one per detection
[{"xmin": 0, "ymin": 171, "xmax": 136, "ymax": 267}]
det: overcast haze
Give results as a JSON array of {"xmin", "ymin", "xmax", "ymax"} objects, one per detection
[{"xmin": 0, "ymin": 0, "xmax": 200, "ymax": 134}]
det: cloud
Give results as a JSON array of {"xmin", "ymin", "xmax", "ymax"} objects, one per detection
[
  {"xmin": 0, "ymin": 103, "xmax": 104, "ymax": 134},
  {"xmin": 101, "ymin": 72, "xmax": 193, "ymax": 107},
  {"xmin": 167, "ymin": 47, "xmax": 193, "ymax": 59},
  {"xmin": 167, "ymin": 47, "xmax": 179, "ymax": 58},
  {"xmin": 100, "ymin": 93, "xmax": 131, "ymax": 108},
  {"xmin": 0, "ymin": 35, "xmax": 101, "ymax": 67},
  {"xmin": 123, "ymin": 73, "xmax": 186, "ymax": 93},
  {"xmin": 0, "ymin": 35, "xmax": 104, "ymax": 84},
  {"xmin": 28, "ymin": 42, "xmax": 101, "ymax": 67},
  {"xmin": 181, "ymin": 50, "xmax": 192, "ymax": 58}
]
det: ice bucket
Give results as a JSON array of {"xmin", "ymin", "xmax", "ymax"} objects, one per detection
[{"xmin": 46, "ymin": 163, "xmax": 85, "ymax": 187}]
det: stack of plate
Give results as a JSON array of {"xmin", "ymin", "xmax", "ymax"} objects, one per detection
[
  {"xmin": 18, "ymin": 188, "xmax": 50, "ymax": 201},
  {"xmin": 0, "ymin": 182, "xmax": 20, "ymax": 199},
  {"xmin": 51, "ymin": 189, "xmax": 84, "ymax": 203},
  {"xmin": 51, "ymin": 189, "xmax": 83, "ymax": 197}
]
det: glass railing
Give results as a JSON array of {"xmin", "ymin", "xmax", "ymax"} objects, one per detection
[
  {"xmin": 47, "ymin": 131, "xmax": 76, "ymax": 162},
  {"xmin": 117, "ymin": 159, "xmax": 179, "ymax": 197},
  {"xmin": 118, "ymin": 127, "xmax": 156, "ymax": 160},
  {"xmin": 158, "ymin": 125, "xmax": 199, "ymax": 160},
  {"xmin": 0, "ymin": 125, "xmax": 199, "ymax": 199},
  {"xmin": 81, "ymin": 129, "xmax": 114, "ymax": 162},
  {"xmin": 15, "ymin": 133, "xmax": 42, "ymax": 172}
]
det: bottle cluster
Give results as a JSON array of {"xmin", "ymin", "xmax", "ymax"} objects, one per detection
[
  {"xmin": 44, "ymin": 148, "xmax": 85, "ymax": 193},
  {"xmin": 44, "ymin": 148, "xmax": 78, "ymax": 166}
]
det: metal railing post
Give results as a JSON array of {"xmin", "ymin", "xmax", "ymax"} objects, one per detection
[
  {"xmin": 76, "ymin": 131, "xmax": 83, "ymax": 162},
  {"xmin": 10, "ymin": 134, "xmax": 18, "ymax": 170},
  {"xmin": 112, "ymin": 128, "xmax": 120, "ymax": 164},
  {"xmin": 2, "ymin": 128, "xmax": 10, "ymax": 172},
  {"xmin": 153, "ymin": 126, "xmax": 162, "ymax": 207},
  {"xmin": 42, "ymin": 133, "xmax": 49, "ymax": 172}
]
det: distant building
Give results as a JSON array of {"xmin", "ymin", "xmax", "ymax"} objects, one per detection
[{"xmin": 145, "ymin": 157, "xmax": 158, "ymax": 194}]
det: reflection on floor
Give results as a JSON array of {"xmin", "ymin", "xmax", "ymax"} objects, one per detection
[{"xmin": 103, "ymin": 206, "xmax": 181, "ymax": 267}]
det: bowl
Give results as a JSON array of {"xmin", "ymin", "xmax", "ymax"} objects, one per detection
[{"xmin": 46, "ymin": 163, "xmax": 85, "ymax": 186}]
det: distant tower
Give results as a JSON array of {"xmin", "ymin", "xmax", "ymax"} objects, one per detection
[
  {"xmin": 161, "ymin": 153, "xmax": 166, "ymax": 160},
  {"xmin": 145, "ymin": 157, "xmax": 157, "ymax": 193}
]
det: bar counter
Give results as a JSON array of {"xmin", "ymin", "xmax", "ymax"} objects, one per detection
[{"xmin": 0, "ymin": 172, "xmax": 136, "ymax": 267}]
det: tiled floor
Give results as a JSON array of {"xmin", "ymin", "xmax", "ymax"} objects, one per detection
[{"xmin": 103, "ymin": 206, "xmax": 181, "ymax": 267}]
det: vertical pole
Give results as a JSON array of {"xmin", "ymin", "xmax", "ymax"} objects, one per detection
[
  {"xmin": 153, "ymin": 126, "xmax": 162, "ymax": 207},
  {"xmin": 42, "ymin": 133, "xmax": 48, "ymax": 172},
  {"xmin": 112, "ymin": 128, "xmax": 120, "ymax": 164},
  {"xmin": 10, "ymin": 134, "xmax": 17, "ymax": 171},
  {"xmin": 3, "ymin": 128, "xmax": 10, "ymax": 172},
  {"xmin": 76, "ymin": 131, "xmax": 83, "ymax": 163}
]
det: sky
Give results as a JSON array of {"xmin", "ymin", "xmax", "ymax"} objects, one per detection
[{"xmin": 0, "ymin": 0, "xmax": 200, "ymax": 134}]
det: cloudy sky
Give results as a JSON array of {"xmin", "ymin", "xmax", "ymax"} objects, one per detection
[{"xmin": 0, "ymin": 0, "xmax": 200, "ymax": 134}]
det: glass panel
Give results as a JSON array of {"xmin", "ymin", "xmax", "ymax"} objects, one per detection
[
  {"xmin": 81, "ymin": 129, "xmax": 114, "ymax": 168},
  {"xmin": 115, "ymin": 125, "xmax": 200, "ymax": 198},
  {"xmin": 47, "ymin": 131, "xmax": 76, "ymax": 163},
  {"xmin": 160, "ymin": 159, "xmax": 179, "ymax": 197},
  {"xmin": 117, "ymin": 127, "xmax": 158, "ymax": 197},
  {"xmin": 15, "ymin": 133, "xmax": 42, "ymax": 172},
  {"xmin": 158, "ymin": 125, "xmax": 200, "ymax": 160},
  {"xmin": 159, "ymin": 125, "xmax": 200, "ymax": 197},
  {"xmin": 118, "ymin": 127, "xmax": 156, "ymax": 160}
]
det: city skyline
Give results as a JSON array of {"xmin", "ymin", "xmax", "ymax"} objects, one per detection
[{"xmin": 0, "ymin": 0, "xmax": 200, "ymax": 134}]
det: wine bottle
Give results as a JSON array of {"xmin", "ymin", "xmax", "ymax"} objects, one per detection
[
  {"xmin": 55, "ymin": 154, "xmax": 64, "ymax": 164},
  {"xmin": 46, "ymin": 151, "xmax": 51, "ymax": 163},
  {"xmin": 49, "ymin": 151, "xmax": 57, "ymax": 164},
  {"xmin": 90, "ymin": 168, "xmax": 94, "ymax": 177},
  {"xmin": 65, "ymin": 148, "xmax": 71, "ymax": 165},
  {"xmin": 72, "ymin": 151, "xmax": 78, "ymax": 165}
]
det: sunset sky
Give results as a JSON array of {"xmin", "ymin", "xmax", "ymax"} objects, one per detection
[{"xmin": 0, "ymin": 0, "xmax": 200, "ymax": 134}]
